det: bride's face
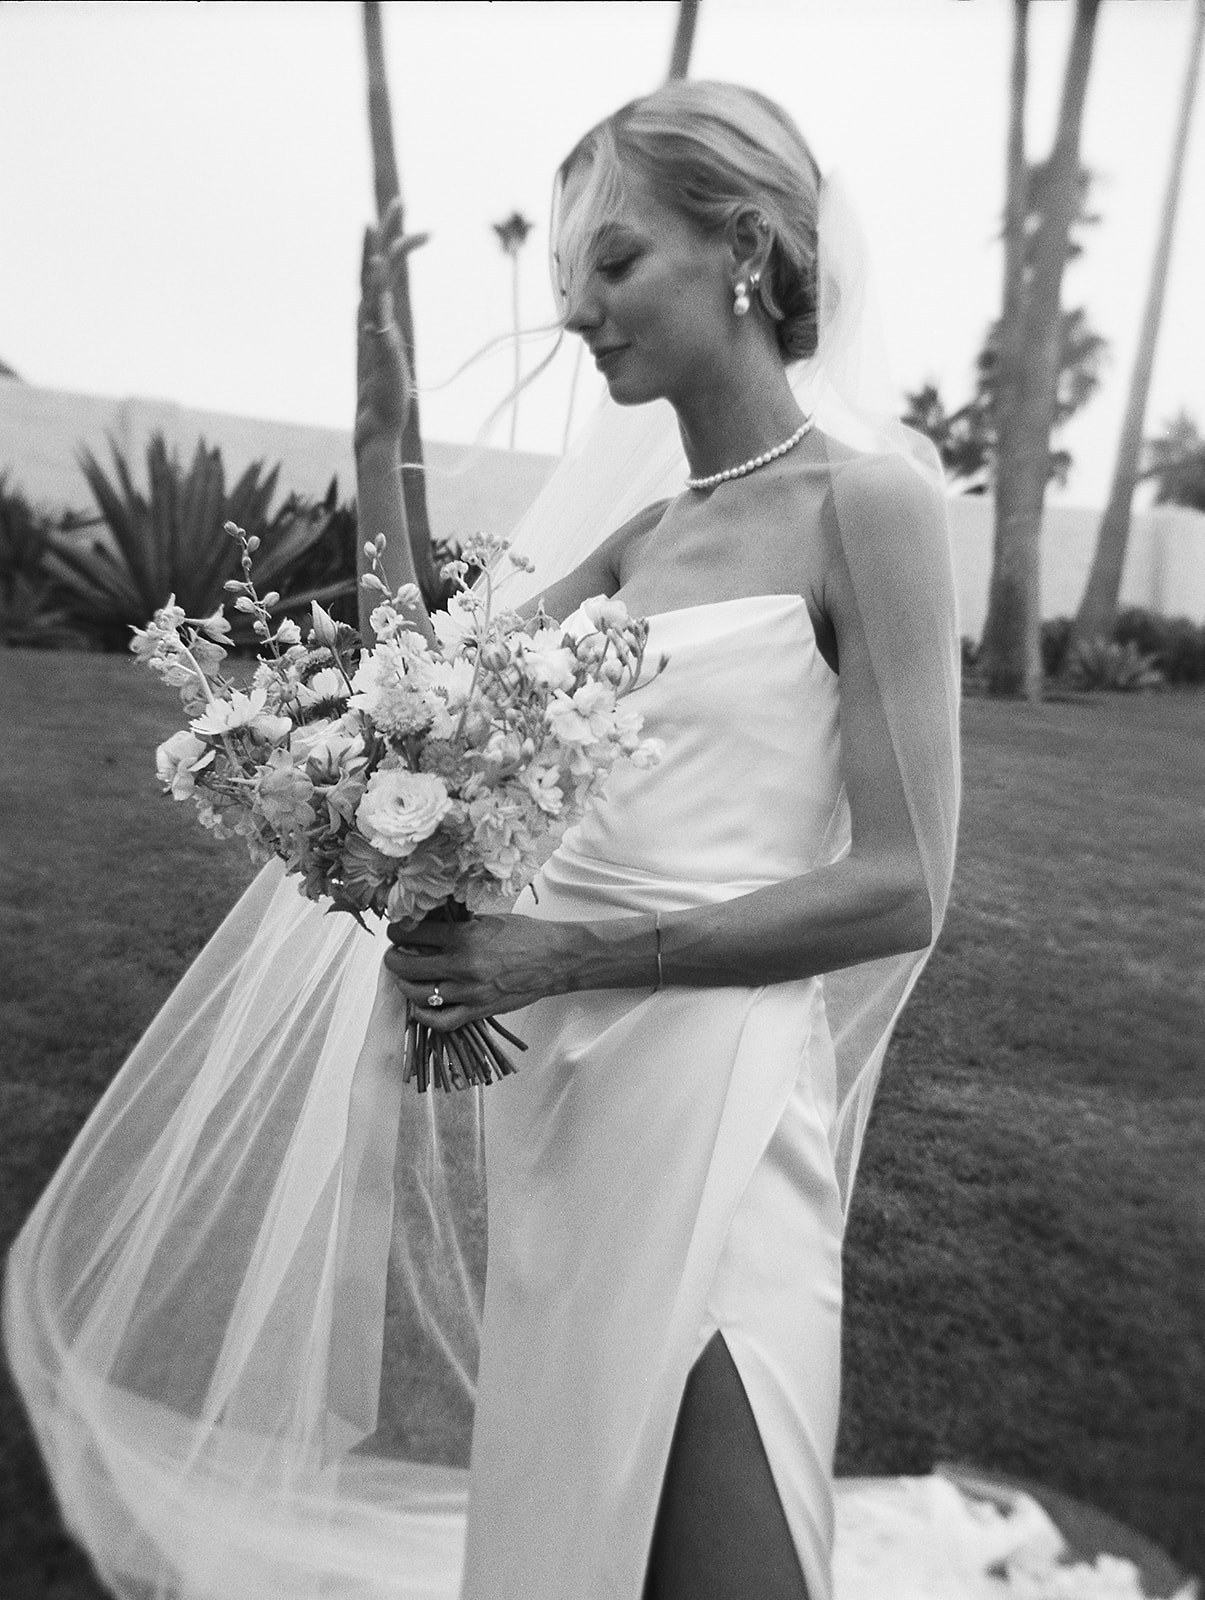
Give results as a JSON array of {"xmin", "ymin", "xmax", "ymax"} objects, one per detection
[{"xmin": 559, "ymin": 166, "xmax": 733, "ymax": 407}]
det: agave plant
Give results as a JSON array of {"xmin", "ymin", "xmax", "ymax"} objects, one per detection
[
  {"xmin": 1066, "ymin": 637, "xmax": 1164, "ymax": 693},
  {"xmin": 42, "ymin": 434, "xmax": 357, "ymax": 649}
]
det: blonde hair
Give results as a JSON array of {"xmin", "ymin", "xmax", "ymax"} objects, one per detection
[{"xmin": 553, "ymin": 80, "xmax": 823, "ymax": 363}]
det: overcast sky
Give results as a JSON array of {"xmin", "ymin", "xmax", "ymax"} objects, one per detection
[{"xmin": 2, "ymin": 0, "xmax": 1203, "ymax": 506}]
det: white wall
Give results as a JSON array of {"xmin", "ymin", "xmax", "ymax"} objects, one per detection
[
  {"xmin": 945, "ymin": 496, "xmax": 1205, "ymax": 638},
  {"xmin": 0, "ymin": 378, "xmax": 554, "ymax": 546}
]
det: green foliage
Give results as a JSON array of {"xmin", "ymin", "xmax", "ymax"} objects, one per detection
[
  {"xmin": 903, "ymin": 305, "xmax": 1107, "ymax": 493},
  {"xmin": 1042, "ymin": 608, "xmax": 1205, "ymax": 688},
  {"xmin": 0, "ymin": 475, "xmax": 89, "ymax": 649},
  {"xmin": 1144, "ymin": 411, "xmax": 1205, "ymax": 513},
  {"xmin": 42, "ymin": 434, "xmax": 357, "ymax": 650},
  {"xmin": 1039, "ymin": 615, "xmax": 1074, "ymax": 680},
  {"xmin": 903, "ymin": 166, "xmax": 1108, "ymax": 492},
  {"xmin": 1065, "ymin": 636, "xmax": 1164, "ymax": 692},
  {"xmin": 1113, "ymin": 606, "xmax": 1205, "ymax": 686}
]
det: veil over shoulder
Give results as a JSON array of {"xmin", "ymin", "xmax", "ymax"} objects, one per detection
[{"xmin": 3, "ymin": 173, "xmax": 960, "ymax": 1600}]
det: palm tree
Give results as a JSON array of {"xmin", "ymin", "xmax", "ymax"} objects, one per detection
[
  {"xmin": 362, "ymin": 0, "xmax": 439, "ymax": 605},
  {"xmin": 1141, "ymin": 409, "xmax": 1205, "ymax": 512},
  {"xmin": 493, "ymin": 211, "xmax": 535, "ymax": 450},
  {"xmin": 1072, "ymin": 0, "xmax": 1205, "ymax": 649},
  {"xmin": 979, "ymin": 0, "xmax": 1102, "ymax": 699},
  {"xmin": 667, "ymin": 0, "xmax": 700, "ymax": 80}
]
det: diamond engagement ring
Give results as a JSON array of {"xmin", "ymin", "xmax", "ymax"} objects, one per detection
[{"xmin": 426, "ymin": 986, "xmax": 445, "ymax": 1009}]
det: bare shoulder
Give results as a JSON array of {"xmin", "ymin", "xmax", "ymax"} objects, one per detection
[
  {"xmin": 600, "ymin": 496, "xmax": 673, "ymax": 567},
  {"xmin": 829, "ymin": 441, "xmax": 948, "ymax": 552},
  {"xmin": 523, "ymin": 497, "xmax": 673, "ymax": 621}
]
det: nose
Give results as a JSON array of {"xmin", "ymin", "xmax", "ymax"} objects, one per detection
[{"xmin": 563, "ymin": 285, "xmax": 604, "ymax": 338}]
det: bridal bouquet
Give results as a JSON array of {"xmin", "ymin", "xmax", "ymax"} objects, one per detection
[{"xmin": 132, "ymin": 521, "xmax": 661, "ymax": 1091}]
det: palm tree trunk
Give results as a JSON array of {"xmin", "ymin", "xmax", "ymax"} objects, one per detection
[
  {"xmin": 980, "ymin": 0, "xmax": 1101, "ymax": 699},
  {"xmin": 980, "ymin": 0, "xmax": 1031, "ymax": 691},
  {"xmin": 667, "ymin": 0, "xmax": 700, "ymax": 81},
  {"xmin": 1072, "ymin": 0, "xmax": 1205, "ymax": 646},
  {"xmin": 362, "ymin": 0, "xmax": 438, "ymax": 603},
  {"xmin": 509, "ymin": 253, "xmax": 521, "ymax": 450}
]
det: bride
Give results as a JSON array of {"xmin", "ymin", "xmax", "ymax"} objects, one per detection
[{"xmin": 5, "ymin": 81, "xmax": 959, "ymax": 1600}]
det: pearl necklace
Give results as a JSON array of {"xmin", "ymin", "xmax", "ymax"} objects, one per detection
[{"xmin": 685, "ymin": 416, "xmax": 814, "ymax": 491}]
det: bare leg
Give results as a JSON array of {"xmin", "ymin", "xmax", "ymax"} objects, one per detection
[{"xmin": 642, "ymin": 1331, "xmax": 810, "ymax": 1600}]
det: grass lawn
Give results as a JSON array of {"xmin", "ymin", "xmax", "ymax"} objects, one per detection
[{"xmin": 1, "ymin": 648, "xmax": 1202, "ymax": 1597}]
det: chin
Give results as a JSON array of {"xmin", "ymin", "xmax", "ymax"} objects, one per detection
[{"xmin": 602, "ymin": 371, "xmax": 666, "ymax": 408}]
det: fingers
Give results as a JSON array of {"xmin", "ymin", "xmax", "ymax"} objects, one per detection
[
  {"xmin": 385, "ymin": 967, "xmax": 482, "ymax": 1034},
  {"xmin": 387, "ymin": 920, "xmax": 462, "ymax": 949},
  {"xmin": 383, "ymin": 945, "xmax": 455, "ymax": 983}
]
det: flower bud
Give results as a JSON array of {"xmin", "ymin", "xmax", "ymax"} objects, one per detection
[
  {"xmin": 235, "ymin": 596, "xmax": 258, "ymax": 614},
  {"xmin": 246, "ymin": 535, "xmax": 262, "ymax": 554},
  {"xmin": 310, "ymin": 601, "xmax": 339, "ymax": 647}
]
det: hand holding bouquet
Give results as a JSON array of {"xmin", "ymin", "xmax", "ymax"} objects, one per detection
[{"xmin": 133, "ymin": 523, "xmax": 662, "ymax": 1090}]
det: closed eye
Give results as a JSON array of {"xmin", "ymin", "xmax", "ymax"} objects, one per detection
[{"xmin": 597, "ymin": 254, "xmax": 637, "ymax": 282}]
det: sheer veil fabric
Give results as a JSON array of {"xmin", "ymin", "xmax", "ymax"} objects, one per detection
[{"xmin": 3, "ymin": 175, "xmax": 960, "ymax": 1598}]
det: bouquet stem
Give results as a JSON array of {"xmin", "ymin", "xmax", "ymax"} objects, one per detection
[
  {"xmin": 401, "ymin": 1012, "xmax": 525, "ymax": 1093},
  {"xmin": 396, "ymin": 901, "xmax": 527, "ymax": 1092}
]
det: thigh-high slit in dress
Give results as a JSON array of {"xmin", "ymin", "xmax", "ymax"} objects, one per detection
[{"xmin": 461, "ymin": 591, "xmax": 846, "ymax": 1600}]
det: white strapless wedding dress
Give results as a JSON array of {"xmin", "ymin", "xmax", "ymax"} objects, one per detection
[{"xmin": 464, "ymin": 592, "xmax": 847, "ymax": 1600}]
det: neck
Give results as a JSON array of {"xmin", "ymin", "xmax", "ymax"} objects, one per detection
[{"xmin": 672, "ymin": 340, "xmax": 804, "ymax": 481}]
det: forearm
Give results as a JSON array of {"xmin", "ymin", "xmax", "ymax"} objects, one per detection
[
  {"xmin": 354, "ymin": 438, "xmax": 437, "ymax": 645},
  {"xmin": 562, "ymin": 854, "xmax": 932, "ymax": 995}
]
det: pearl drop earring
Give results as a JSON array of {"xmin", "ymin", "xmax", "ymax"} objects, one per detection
[{"xmin": 733, "ymin": 279, "xmax": 751, "ymax": 317}]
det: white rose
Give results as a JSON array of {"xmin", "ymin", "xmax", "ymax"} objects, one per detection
[
  {"xmin": 356, "ymin": 768, "xmax": 455, "ymax": 858},
  {"xmin": 289, "ymin": 717, "xmax": 336, "ymax": 761},
  {"xmin": 156, "ymin": 729, "xmax": 213, "ymax": 799}
]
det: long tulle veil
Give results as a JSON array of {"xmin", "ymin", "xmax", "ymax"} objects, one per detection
[{"xmin": 3, "ymin": 174, "xmax": 959, "ymax": 1599}]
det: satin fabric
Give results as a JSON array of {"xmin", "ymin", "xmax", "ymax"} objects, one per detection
[{"xmin": 463, "ymin": 594, "xmax": 846, "ymax": 1599}]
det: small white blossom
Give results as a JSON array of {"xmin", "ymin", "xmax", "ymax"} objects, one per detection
[
  {"xmin": 155, "ymin": 730, "xmax": 213, "ymax": 799},
  {"xmin": 190, "ymin": 687, "xmax": 291, "ymax": 743},
  {"xmin": 431, "ymin": 594, "xmax": 480, "ymax": 655}
]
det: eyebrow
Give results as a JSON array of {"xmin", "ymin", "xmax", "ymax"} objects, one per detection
[{"xmin": 589, "ymin": 221, "xmax": 643, "ymax": 254}]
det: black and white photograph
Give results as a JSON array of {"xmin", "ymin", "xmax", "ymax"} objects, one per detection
[{"xmin": 1, "ymin": 3, "xmax": 1202, "ymax": 1598}]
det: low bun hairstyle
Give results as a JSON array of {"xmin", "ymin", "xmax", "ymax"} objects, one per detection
[{"xmin": 555, "ymin": 81, "xmax": 823, "ymax": 364}]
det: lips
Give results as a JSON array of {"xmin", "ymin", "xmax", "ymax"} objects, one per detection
[{"xmin": 592, "ymin": 345, "xmax": 628, "ymax": 371}]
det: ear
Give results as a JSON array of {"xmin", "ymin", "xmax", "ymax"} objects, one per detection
[{"xmin": 726, "ymin": 205, "xmax": 773, "ymax": 286}]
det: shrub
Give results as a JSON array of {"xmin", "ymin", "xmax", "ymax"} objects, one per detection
[
  {"xmin": 42, "ymin": 434, "xmax": 357, "ymax": 650},
  {"xmin": 1112, "ymin": 606, "xmax": 1205, "ymax": 686},
  {"xmin": 1065, "ymin": 637, "xmax": 1164, "ymax": 692},
  {"xmin": 1040, "ymin": 616, "xmax": 1074, "ymax": 680},
  {"xmin": 0, "ymin": 475, "xmax": 90, "ymax": 649}
]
